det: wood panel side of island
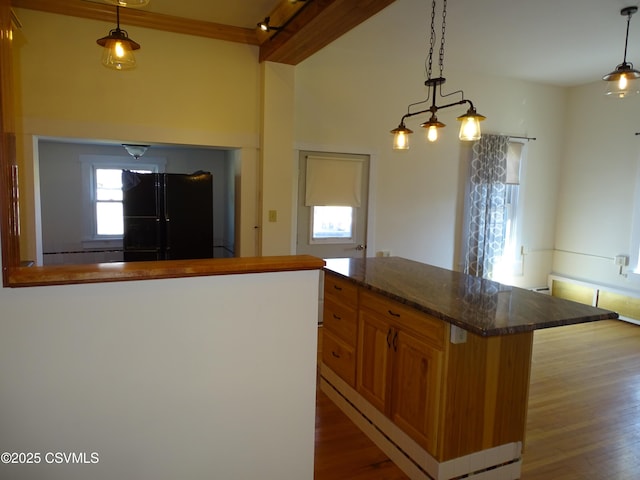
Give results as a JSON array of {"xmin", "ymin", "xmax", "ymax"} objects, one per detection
[{"xmin": 439, "ymin": 330, "xmax": 533, "ymax": 461}]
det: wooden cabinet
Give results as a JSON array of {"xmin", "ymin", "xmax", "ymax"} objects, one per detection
[
  {"xmin": 320, "ymin": 266, "xmax": 537, "ymax": 475},
  {"xmin": 357, "ymin": 290, "xmax": 445, "ymax": 454},
  {"xmin": 356, "ymin": 311, "xmax": 393, "ymax": 412},
  {"xmin": 322, "ymin": 274, "xmax": 359, "ymax": 387},
  {"xmin": 390, "ymin": 329, "xmax": 442, "ymax": 454}
]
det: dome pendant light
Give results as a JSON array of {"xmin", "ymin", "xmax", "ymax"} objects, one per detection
[
  {"xmin": 123, "ymin": 144, "xmax": 149, "ymax": 159},
  {"xmin": 390, "ymin": 0, "xmax": 485, "ymax": 149},
  {"xmin": 96, "ymin": 6, "xmax": 141, "ymax": 70},
  {"xmin": 603, "ymin": 6, "xmax": 640, "ymax": 98}
]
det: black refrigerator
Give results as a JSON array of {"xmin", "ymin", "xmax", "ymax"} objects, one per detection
[{"xmin": 122, "ymin": 171, "xmax": 214, "ymax": 261}]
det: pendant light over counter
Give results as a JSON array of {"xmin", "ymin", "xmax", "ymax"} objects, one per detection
[
  {"xmin": 603, "ymin": 6, "xmax": 640, "ymax": 98},
  {"xmin": 390, "ymin": 0, "xmax": 485, "ymax": 149},
  {"xmin": 96, "ymin": 1, "xmax": 150, "ymax": 70}
]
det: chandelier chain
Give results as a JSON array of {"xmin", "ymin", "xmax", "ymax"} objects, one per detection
[
  {"xmin": 427, "ymin": 0, "xmax": 436, "ymax": 80},
  {"xmin": 439, "ymin": 0, "xmax": 447, "ymax": 77}
]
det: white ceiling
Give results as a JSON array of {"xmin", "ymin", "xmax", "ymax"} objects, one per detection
[{"xmin": 97, "ymin": 0, "xmax": 640, "ymax": 87}]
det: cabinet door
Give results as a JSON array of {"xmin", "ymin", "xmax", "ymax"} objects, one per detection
[
  {"xmin": 390, "ymin": 330, "xmax": 443, "ymax": 454},
  {"xmin": 357, "ymin": 311, "xmax": 393, "ymax": 414}
]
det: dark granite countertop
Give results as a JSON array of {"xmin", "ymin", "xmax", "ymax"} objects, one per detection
[{"xmin": 324, "ymin": 256, "xmax": 619, "ymax": 337}]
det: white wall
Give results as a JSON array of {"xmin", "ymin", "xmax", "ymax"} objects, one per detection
[
  {"xmin": 294, "ymin": 2, "xmax": 567, "ymax": 288},
  {"xmin": 0, "ymin": 268, "xmax": 320, "ymax": 480},
  {"xmin": 553, "ymin": 80, "xmax": 640, "ymax": 291}
]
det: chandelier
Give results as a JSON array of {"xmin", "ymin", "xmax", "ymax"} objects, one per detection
[{"xmin": 390, "ymin": 0, "xmax": 485, "ymax": 149}]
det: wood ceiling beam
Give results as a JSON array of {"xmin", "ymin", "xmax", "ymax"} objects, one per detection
[
  {"xmin": 259, "ymin": 0, "xmax": 396, "ymax": 64},
  {"xmin": 11, "ymin": 0, "xmax": 260, "ymax": 45}
]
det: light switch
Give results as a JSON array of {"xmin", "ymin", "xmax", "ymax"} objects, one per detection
[{"xmin": 268, "ymin": 210, "xmax": 277, "ymax": 222}]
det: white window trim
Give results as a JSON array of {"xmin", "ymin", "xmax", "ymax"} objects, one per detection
[
  {"xmin": 628, "ymin": 159, "xmax": 640, "ymax": 277},
  {"xmin": 80, "ymin": 155, "xmax": 165, "ymax": 242}
]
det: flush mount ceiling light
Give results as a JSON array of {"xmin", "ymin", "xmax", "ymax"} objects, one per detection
[
  {"xmin": 96, "ymin": 6, "xmax": 140, "ymax": 70},
  {"xmin": 603, "ymin": 6, "xmax": 640, "ymax": 98},
  {"xmin": 123, "ymin": 144, "xmax": 149, "ymax": 159},
  {"xmin": 104, "ymin": 0, "xmax": 150, "ymax": 6},
  {"xmin": 390, "ymin": 0, "xmax": 485, "ymax": 149},
  {"xmin": 257, "ymin": 16, "xmax": 282, "ymax": 32}
]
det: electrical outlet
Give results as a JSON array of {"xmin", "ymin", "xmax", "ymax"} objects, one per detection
[
  {"xmin": 450, "ymin": 325, "xmax": 467, "ymax": 344},
  {"xmin": 615, "ymin": 255, "xmax": 629, "ymax": 266}
]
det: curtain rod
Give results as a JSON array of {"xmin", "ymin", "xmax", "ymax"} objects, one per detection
[{"xmin": 509, "ymin": 135, "xmax": 536, "ymax": 141}]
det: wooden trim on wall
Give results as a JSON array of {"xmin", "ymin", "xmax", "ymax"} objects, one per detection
[
  {"xmin": 7, "ymin": 255, "xmax": 325, "ymax": 287},
  {"xmin": 1, "ymin": 0, "xmax": 19, "ymax": 284}
]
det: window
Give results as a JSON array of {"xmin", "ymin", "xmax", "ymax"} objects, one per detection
[
  {"xmin": 95, "ymin": 168, "xmax": 125, "ymax": 236},
  {"xmin": 311, "ymin": 206, "xmax": 354, "ymax": 242},
  {"xmin": 492, "ymin": 142, "xmax": 526, "ymax": 282},
  {"xmin": 491, "ymin": 182, "xmax": 523, "ymax": 282},
  {"xmin": 93, "ymin": 167, "xmax": 154, "ymax": 238},
  {"xmin": 463, "ymin": 137, "xmax": 526, "ymax": 283},
  {"xmin": 80, "ymin": 155, "xmax": 163, "ymax": 241}
]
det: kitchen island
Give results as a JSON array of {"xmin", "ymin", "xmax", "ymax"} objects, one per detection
[{"xmin": 319, "ymin": 256, "xmax": 618, "ymax": 480}]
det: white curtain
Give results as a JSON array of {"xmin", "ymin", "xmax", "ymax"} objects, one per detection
[{"xmin": 305, "ymin": 156, "xmax": 363, "ymax": 207}]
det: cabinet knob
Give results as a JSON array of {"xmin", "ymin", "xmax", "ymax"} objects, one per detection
[
  {"xmin": 331, "ymin": 351, "xmax": 341, "ymax": 359},
  {"xmin": 388, "ymin": 309, "xmax": 401, "ymax": 318}
]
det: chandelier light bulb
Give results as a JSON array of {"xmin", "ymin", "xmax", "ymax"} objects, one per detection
[
  {"xmin": 114, "ymin": 41, "xmax": 126, "ymax": 58},
  {"xmin": 394, "ymin": 131, "xmax": 410, "ymax": 149},
  {"xmin": 427, "ymin": 125, "xmax": 438, "ymax": 142},
  {"xmin": 459, "ymin": 116, "xmax": 480, "ymax": 141},
  {"xmin": 390, "ymin": 123, "xmax": 413, "ymax": 150},
  {"xmin": 619, "ymin": 74, "xmax": 628, "ymax": 90}
]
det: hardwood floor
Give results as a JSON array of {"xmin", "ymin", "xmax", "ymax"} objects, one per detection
[{"xmin": 314, "ymin": 320, "xmax": 640, "ymax": 479}]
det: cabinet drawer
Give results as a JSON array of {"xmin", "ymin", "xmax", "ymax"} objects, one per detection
[
  {"xmin": 323, "ymin": 330, "xmax": 356, "ymax": 387},
  {"xmin": 360, "ymin": 290, "xmax": 445, "ymax": 349},
  {"xmin": 323, "ymin": 297, "xmax": 357, "ymax": 345},
  {"xmin": 324, "ymin": 274, "xmax": 358, "ymax": 307}
]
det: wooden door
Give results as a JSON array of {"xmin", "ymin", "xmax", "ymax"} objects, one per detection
[
  {"xmin": 356, "ymin": 311, "xmax": 393, "ymax": 414},
  {"xmin": 390, "ymin": 330, "xmax": 443, "ymax": 454}
]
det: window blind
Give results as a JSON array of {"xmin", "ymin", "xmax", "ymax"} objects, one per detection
[{"xmin": 305, "ymin": 156, "xmax": 363, "ymax": 207}]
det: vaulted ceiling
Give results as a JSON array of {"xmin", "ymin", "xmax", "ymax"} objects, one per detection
[{"xmin": 10, "ymin": 0, "xmax": 640, "ymax": 87}]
